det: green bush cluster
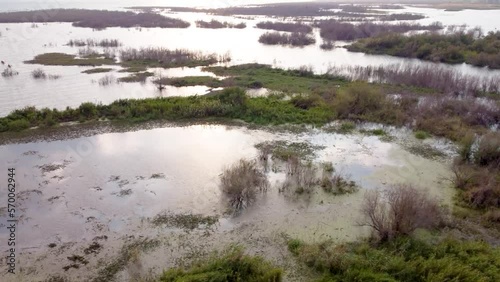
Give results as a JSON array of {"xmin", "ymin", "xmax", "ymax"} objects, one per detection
[
  {"xmin": 291, "ymin": 237, "xmax": 500, "ymax": 282},
  {"xmin": 349, "ymin": 31, "xmax": 500, "ymax": 69}
]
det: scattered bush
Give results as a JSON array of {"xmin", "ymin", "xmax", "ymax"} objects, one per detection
[
  {"xmin": 220, "ymin": 159, "xmax": 269, "ymax": 212},
  {"xmin": 258, "ymin": 32, "xmax": 315, "ymax": 47},
  {"xmin": 362, "ymin": 184, "xmax": 444, "ymax": 241},
  {"xmin": 321, "ymin": 167, "xmax": 357, "ymax": 195},
  {"xmin": 31, "ymin": 68, "xmax": 47, "ymax": 79},
  {"xmin": 97, "ymin": 74, "xmax": 116, "ymax": 86},
  {"xmin": 68, "ymin": 38, "xmax": 121, "ymax": 47},
  {"xmin": 415, "ymin": 130, "xmax": 430, "ymax": 140},
  {"xmin": 119, "ymin": 48, "xmax": 228, "ymax": 68},
  {"xmin": 474, "ymin": 132, "xmax": 500, "ymax": 167},
  {"xmin": 1, "ymin": 68, "xmax": 19, "ymax": 77}
]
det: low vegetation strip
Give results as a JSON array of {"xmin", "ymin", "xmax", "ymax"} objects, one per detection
[
  {"xmin": 348, "ymin": 30, "xmax": 500, "ymax": 69},
  {"xmin": 25, "ymin": 53, "xmax": 115, "ymax": 66},
  {"xmin": 195, "ymin": 20, "xmax": 246, "ymax": 29},
  {"xmin": 159, "ymin": 246, "xmax": 282, "ymax": 281},
  {"xmin": 316, "ymin": 20, "xmax": 442, "ymax": 41},
  {"xmin": 0, "ymin": 9, "xmax": 190, "ymax": 29},
  {"xmin": 256, "ymin": 21, "xmax": 312, "ymax": 33},
  {"xmin": 289, "ymin": 237, "xmax": 500, "ymax": 282}
]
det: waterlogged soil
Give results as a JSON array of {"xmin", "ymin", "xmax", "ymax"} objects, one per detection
[{"xmin": 0, "ymin": 124, "xmax": 456, "ymax": 281}]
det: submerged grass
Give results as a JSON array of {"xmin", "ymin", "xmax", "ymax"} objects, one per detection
[{"xmin": 82, "ymin": 68, "xmax": 113, "ymax": 74}]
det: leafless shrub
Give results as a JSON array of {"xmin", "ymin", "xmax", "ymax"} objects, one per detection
[
  {"xmin": 1, "ymin": 68, "xmax": 19, "ymax": 77},
  {"xmin": 78, "ymin": 47, "xmax": 100, "ymax": 58},
  {"xmin": 98, "ymin": 74, "xmax": 116, "ymax": 86},
  {"xmin": 280, "ymin": 156, "xmax": 319, "ymax": 196},
  {"xmin": 326, "ymin": 64, "xmax": 500, "ymax": 96},
  {"xmin": 32, "ymin": 68, "xmax": 47, "ymax": 79},
  {"xmin": 119, "ymin": 48, "xmax": 227, "ymax": 67},
  {"xmin": 220, "ymin": 159, "xmax": 269, "ymax": 212},
  {"xmin": 68, "ymin": 38, "xmax": 122, "ymax": 47},
  {"xmin": 361, "ymin": 184, "xmax": 444, "ymax": 242},
  {"xmin": 256, "ymin": 21, "xmax": 312, "ymax": 33},
  {"xmin": 474, "ymin": 132, "xmax": 500, "ymax": 168},
  {"xmin": 320, "ymin": 40, "xmax": 335, "ymax": 50},
  {"xmin": 259, "ymin": 31, "xmax": 315, "ymax": 47}
]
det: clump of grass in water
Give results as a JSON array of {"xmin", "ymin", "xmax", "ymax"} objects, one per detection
[
  {"xmin": 220, "ymin": 159, "xmax": 269, "ymax": 213},
  {"xmin": 320, "ymin": 163, "xmax": 358, "ymax": 195},
  {"xmin": 82, "ymin": 68, "xmax": 113, "ymax": 74},
  {"xmin": 159, "ymin": 246, "xmax": 283, "ymax": 281},
  {"xmin": 151, "ymin": 212, "xmax": 218, "ymax": 230},
  {"xmin": 255, "ymin": 140, "xmax": 325, "ymax": 161},
  {"xmin": 92, "ymin": 238, "xmax": 160, "ymax": 282}
]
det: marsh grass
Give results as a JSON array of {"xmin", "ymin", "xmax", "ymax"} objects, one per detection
[
  {"xmin": 31, "ymin": 68, "xmax": 47, "ymax": 79},
  {"xmin": 220, "ymin": 159, "xmax": 269, "ymax": 213},
  {"xmin": 290, "ymin": 237, "xmax": 500, "ymax": 282},
  {"xmin": 118, "ymin": 72, "xmax": 153, "ymax": 83},
  {"xmin": 82, "ymin": 68, "xmax": 113, "ymax": 74},
  {"xmin": 151, "ymin": 212, "xmax": 218, "ymax": 230},
  {"xmin": 1, "ymin": 68, "xmax": 19, "ymax": 77},
  {"xmin": 26, "ymin": 53, "xmax": 115, "ymax": 66},
  {"xmin": 159, "ymin": 246, "xmax": 282, "ymax": 281},
  {"xmin": 321, "ymin": 166, "xmax": 358, "ymax": 195}
]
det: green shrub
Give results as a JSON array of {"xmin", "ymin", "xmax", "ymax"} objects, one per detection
[
  {"xmin": 414, "ymin": 130, "xmax": 430, "ymax": 140},
  {"xmin": 159, "ymin": 246, "xmax": 282, "ymax": 282},
  {"xmin": 474, "ymin": 132, "xmax": 500, "ymax": 167},
  {"xmin": 8, "ymin": 119, "xmax": 31, "ymax": 131}
]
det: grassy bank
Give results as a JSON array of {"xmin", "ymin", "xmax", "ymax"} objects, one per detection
[
  {"xmin": 0, "ymin": 9, "xmax": 190, "ymax": 29},
  {"xmin": 289, "ymin": 237, "xmax": 500, "ymax": 281},
  {"xmin": 159, "ymin": 246, "xmax": 282, "ymax": 281},
  {"xmin": 348, "ymin": 30, "xmax": 500, "ymax": 69}
]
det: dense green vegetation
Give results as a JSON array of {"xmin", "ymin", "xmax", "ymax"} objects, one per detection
[
  {"xmin": 349, "ymin": 30, "xmax": 500, "ymax": 69},
  {"xmin": 159, "ymin": 246, "xmax": 282, "ymax": 281},
  {"xmin": 289, "ymin": 237, "xmax": 500, "ymax": 282},
  {"xmin": 205, "ymin": 64, "xmax": 348, "ymax": 94}
]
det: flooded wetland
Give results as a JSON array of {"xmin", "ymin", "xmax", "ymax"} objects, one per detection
[{"xmin": 0, "ymin": 1, "xmax": 499, "ymax": 282}]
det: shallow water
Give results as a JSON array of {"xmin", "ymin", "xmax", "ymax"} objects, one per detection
[
  {"xmin": 1, "ymin": 6, "xmax": 500, "ymax": 116},
  {"xmin": 0, "ymin": 124, "xmax": 454, "ymax": 250}
]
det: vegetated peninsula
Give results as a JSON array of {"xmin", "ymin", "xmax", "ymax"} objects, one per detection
[
  {"xmin": 348, "ymin": 29, "xmax": 500, "ymax": 69},
  {"xmin": 0, "ymin": 9, "xmax": 190, "ymax": 29}
]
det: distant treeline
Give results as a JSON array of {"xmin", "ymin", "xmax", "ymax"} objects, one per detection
[
  {"xmin": 256, "ymin": 21, "xmax": 312, "ymax": 33},
  {"xmin": 0, "ymin": 9, "xmax": 190, "ymax": 29},
  {"xmin": 316, "ymin": 20, "xmax": 443, "ymax": 41},
  {"xmin": 348, "ymin": 30, "xmax": 500, "ymax": 69}
]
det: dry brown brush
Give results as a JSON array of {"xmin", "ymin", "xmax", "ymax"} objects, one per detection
[{"xmin": 361, "ymin": 184, "xmax": 444, "ymax": 241}]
